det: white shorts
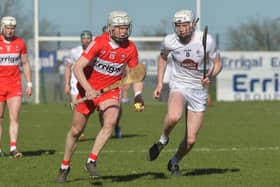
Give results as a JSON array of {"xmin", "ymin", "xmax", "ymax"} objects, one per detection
[
  {"xmin": 169, "ymin": 84, "xmax": 208, "ymax": 112},
  {"xmin": 70, "ymin": 79, "xmax": 79, "ymax": 96}
]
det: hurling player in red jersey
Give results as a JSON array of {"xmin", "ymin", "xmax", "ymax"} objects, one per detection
[
  {"xmin": 0, "ymin": 16, "xmax": 32, "ymax": 158},
  {"xmin": 57, "ymin": 11, "xmax": 144, "ymax": 183}
]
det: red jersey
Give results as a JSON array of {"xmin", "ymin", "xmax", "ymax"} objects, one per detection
[
  {"xmin": 81, "ymin": 32, "xmax": 138, "ymax": 91},
  {"xmin": 0, "ymin": 35, "xmax": 27, "ymax": 85}
]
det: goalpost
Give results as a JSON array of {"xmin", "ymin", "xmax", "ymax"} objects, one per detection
[{"xmin": 32, "ymin": 0, "xmax": 201, "ymax": 104}]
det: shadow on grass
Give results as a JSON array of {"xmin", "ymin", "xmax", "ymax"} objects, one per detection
[
  {"xmin": 102, "ymin": 171, "xmax": 167, "ymax": 182},
  {"xmin": 79, "ymin": 134, "xmax": 145, "ymax": 142},
  {"xmin": 22, "ymin": 149, "xmax": 56, "ymax": 157},
  {"xmin": 67, "ymin": 172, "xmax": 167, "ymax": 185},
  {"xmin": 67, "ymin": 177, "xmax": 103, "ymax": 186},
  {"xmin": 114, "ymin": 134, "xmax": 145, "ymax": 139},
  {"xmin": 79, "ymin": 137, "xmax": 95, "ymax": 142},
  {"xmin": 183, "ymin": 168, "xmax": 240, "ymax": 176}
]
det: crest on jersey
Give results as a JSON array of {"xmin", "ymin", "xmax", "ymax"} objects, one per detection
[
  {"xmin": 15, "ymin": 45, "xmax": 20, "ymax": 52},
  {"xmin": 5, "ymin": 45, "xmax": 12, "ymax": 52},
  {"xmin": 109, "ymin": 52, "xmax": 117, "ymax": 59},
  {"xmin": 181, "ymin": 59, "xmax": 198, "ymax": 70},
  {"xmin": 120, "ymin": 54, "xmax": 126, "ymax": 59}
]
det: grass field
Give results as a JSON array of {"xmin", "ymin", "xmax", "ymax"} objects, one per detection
[{"xmin": 0, "ymin": 101, "xmax": 280, "ymax": 187}]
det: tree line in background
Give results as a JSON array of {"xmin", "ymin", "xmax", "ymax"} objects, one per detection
[
  {"xmin": 141, "ymin": 17, "xmax": 280, "ymax": 51},
  {"xmin": 226, "ymin": 17, "xmax": 280, "ymax": 51},
  {"xmin": 1, "ymin": 0, "xmax": 280, "ymax": 51},
  {"xmin": 0, "ymin": 0, "xmax": 58, "ymax": 50}
]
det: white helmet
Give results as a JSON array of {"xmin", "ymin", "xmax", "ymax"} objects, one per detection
[
  {"xmin": 107, "ymin": 11, "xmax": 132, "ymax": 42},
  {"xmin": 1, "ymin": 16, "xmax": 16, "ymax": 33},
  {"xmin": 172, "ymin": 10, "xmax": 195, "ymax": 40},
  {"xmin": 173, "ymin": 10, "xmax": 194, "ymax": 24}
]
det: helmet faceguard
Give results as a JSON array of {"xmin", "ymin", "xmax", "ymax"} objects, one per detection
[
  {"xmin": 80, "ymin": 30, "xmax": 92, "ymax": 50},
  {"xmin": 1, "ymin": 16, "xmax": 16, "ymax": 32},
  {"xmin": 172, "ymin": 10, "xmax": 195, "ymax": 41},
  {"xmin": 1, "ymin": 16, "xmax": 16, "ymax": 40},
  {"xmin": 107, "ymin": 11, "xmax": 132, "ymax": 43},
  {"xmin": 80, "ymin": 30, "xmax": 92, "ymax": 39}
]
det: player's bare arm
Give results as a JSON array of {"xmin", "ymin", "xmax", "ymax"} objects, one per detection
[
  {"xmin": 211, "ymin": 53, "xmax": 222, "ymax": 77},
  {"xmin": 73, "ymin": 56, "xmax": 99, "ymax": 99},
  {"xmin": 21, "ymin": 54, "xmax": 32, "ymax": 96},
  {"xmin": 64, "ymin": 62, "xmax": 72, "ymax": 94},
  {"xmin": 201, "ymin": 53, "xmax": 222, "ymax": 87},
  {"xmin": 153, "ymin": 54, "xmax": 167, "ymax": 99}
]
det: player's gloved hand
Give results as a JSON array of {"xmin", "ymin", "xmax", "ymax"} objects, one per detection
[{"xmin": 134, "ymin": 93, "xmax": 144, "ymax": 112}]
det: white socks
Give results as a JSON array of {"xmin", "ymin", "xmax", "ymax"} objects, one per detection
[
  {"xmin": 10, "ymin": 146, "xmax": 16, "ymax": 152},
  {"xmin": 87, "ymin": 158, "xmax": 96, "ymax": 163},
  {"xmin": 61, "ymin": 164, "xmax": 69, "ymax": 170},
  {"xmin": 159, "ymin": 135, "xmax": 168, "ymax": 145}
]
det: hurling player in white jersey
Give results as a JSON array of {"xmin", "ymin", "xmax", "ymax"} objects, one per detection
[
  {"xmin": 147, "ymin": 9, "xmax": 222, "ymax": 175},
  {"xmin": 64, "ymin": 30, "xmax": 92, "ymax": 101},
  {"xmin": 64, "ymin": 30, "xmax": 93, "ymax": 141}
]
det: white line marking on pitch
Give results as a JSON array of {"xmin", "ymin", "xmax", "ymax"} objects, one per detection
[{"xmin": 55, "ymin": 146, "xmax": 280, "ymax": 154}]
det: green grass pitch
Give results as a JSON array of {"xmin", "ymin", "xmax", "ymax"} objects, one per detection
[{"xmin": 0, "ymin": 101, "xmax": 280, "ymax": 186}]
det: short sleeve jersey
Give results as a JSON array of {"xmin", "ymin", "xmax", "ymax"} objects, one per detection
[
  {"xmin": 65, "ymin": 45, "xmax": 83, "ymax": 66},
  {"xmin": 160, "ymin": 30, "xmax": 218, "ymax": 89},
  {"xmin": 0, "ymin": 35, "xmax": 27, "ymax": 85},
  {"xmin": 65, "ymin": 45, "xmax": 83, "ymax": 87},
  {"xmin": 81, "ymin": 32, "xmax": 138, "ymax": 90}
]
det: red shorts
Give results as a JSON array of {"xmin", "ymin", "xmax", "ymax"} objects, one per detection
[
  {"xmin": 0, "ymin": 82, "xmax": 22, "ymax": 102},
  {"xmin": 75, "ymin": 88, "xmax": 121, "ymax": 115}
]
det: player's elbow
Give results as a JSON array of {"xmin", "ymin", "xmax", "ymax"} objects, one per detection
[{"xmin": 73, "ymin": 64, "xmax": 80, "ymax": 78}]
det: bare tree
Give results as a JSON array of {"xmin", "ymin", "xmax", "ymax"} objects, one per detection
[{"xmin": 226, "ymin": 17, "xmax": 280, "ymax": 51}]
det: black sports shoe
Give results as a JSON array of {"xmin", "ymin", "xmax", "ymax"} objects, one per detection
[
  {"xmin": 147, "ymin": 139, "xmax": 169, "ymax": 161},
  {"xmin": 114, "ymin": 125, "xmax": 122, "ymax": 139},
  {"xmin": 10, "ymin": 150, "xmax": 23, "ymax": 158},
  {"xmin": 167, "ymin": 160, "xmax": 180, "ymax": 176},
  {"xmin": 85, "ymin": 161, "xmax": 100, "ymax": 178},
  {"xmin": 56, "ymin": 167, "xmax": 70, "ymax": 183}
]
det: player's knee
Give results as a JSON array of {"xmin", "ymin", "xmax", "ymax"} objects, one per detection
[
  {"xmin": 101, "ymin": 124, "xmax": 114, "ymax": 135},
  {"xmin": 71, "ymin": 126, "xmax": 83, "ymax": 138},
  {"xmin": 104, "ymin": 117, "xmax": 118, "ymax": 129},
  {"xmin": 167, "ymin": 114, "xmax": 181, "ymax": 125}
]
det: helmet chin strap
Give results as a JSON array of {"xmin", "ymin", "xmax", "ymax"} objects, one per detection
[
  {"xmin": 110, "ymin": 30, "xmax": 129, "ymax": 43},
  {"xmin": 2, "ymin": 34, "xmax": 14, "ymax": 41},
  {"xmin": 177, "ymin": 28, "xmax": 193, "ymax": 44},
  {"xmin": 178, "ymin": 34, "xmax": 192, "ymax": 44}
]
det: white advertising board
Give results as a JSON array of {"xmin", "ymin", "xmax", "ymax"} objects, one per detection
[
  {"xmin": 57, "ymin": 50, "xmax": 159, "ymax": 76},
  {"xmin": 217, "ymin": 52, "xmax": 280, "ymax": 101}
]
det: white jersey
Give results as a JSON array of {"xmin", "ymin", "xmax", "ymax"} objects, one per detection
[
  {"xmin": 160, "ymin": 30, "xmax": 218, "ymax": 89},
  {"xmin": 65, "ymin": 45, "xmax": 83, "ymax": 95},
  {"xmin": 163, "ymin": 55, "xmax": 173, "ymax": 83}
]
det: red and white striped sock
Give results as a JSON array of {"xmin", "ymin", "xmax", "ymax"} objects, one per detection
[
  {"xmin": 87, "ymin": 153, "xmax": 97, "ymax": 163},
  {"xmin": 61, "ymin": 160, "xmax": 70, "ymax": 170},
  {"xmin": 10, "ymin": 142, "xmax": 17, "ymax": 152}
]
